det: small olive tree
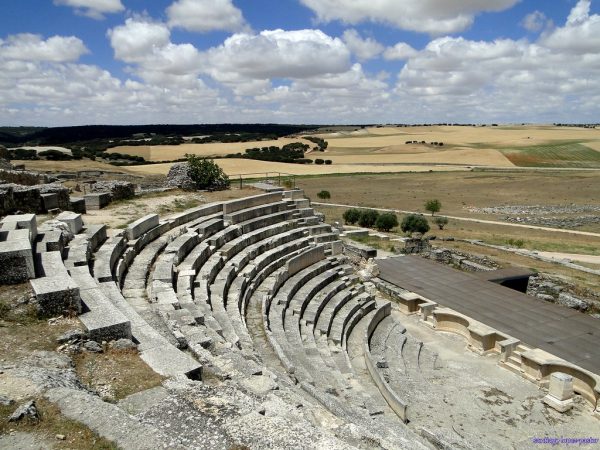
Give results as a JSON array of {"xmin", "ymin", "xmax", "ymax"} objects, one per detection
[
  {"xmin": 317, "ymin": 190, "xmax": 331, "ymax": 200},
  {"xmin": 186, "ymin": 154, "xmax": 230, "ymax": 190},
  {"xmin": 375, "ymin": 212, "xmax": 399, "ymax": 232},
  {"xmin": 401, "ymin": 214, "xmax": 430, "ymax": 234},
  {"xmin": 343, "ymin": 208, "xmax": 360, "ymax": 225},
  {"xmin": 433, "ymin": 216, "xmax": 449, "ymax": 230},
  {"xmin": 424, "ymin": 199, "xmax": 441, "ymax": 216},
  {"xmin": 358, "ymin": 209, "xmax": 380, "ymax": 228}
]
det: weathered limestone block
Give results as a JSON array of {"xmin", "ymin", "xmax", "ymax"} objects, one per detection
[
  {"xmin": 56, "ymin": 211, "xmax": 84, "ymax": 235},
  {"xmin": 223, "ymin": 192, "xmax": 282, "ymax": 215},
  {"xmin": 0, "ymin": 239, "xmax": 35, "ymax": 283},
  {"xmin": 30, "ymin": 275, "xmax": 81, "ymax": 318},
  {"xmin": 41, "ymin": 193, "xmax": 59, "ymax": 212},
  {"xmin": 1, "ymin": 213, "xmax": 37, "ymax": 241},
  {"xmin": 84, "ymin": 193, "xmax": 111, "ymax": 210},
  {"xmin": 126, "ymin": 214, "xmax": 159, "ymax": 240},
  {"xmin": 286, "ymin": 245, "xmax": 325, "ymax": 276},
  {"xmin": 85, "ymin": 224, "xmax": 107, "ymax": 252},
  {"xmin": 543, "ymin": 372, "xmax": 574, "ymax": 412},
  {"xmin": 69, "ymin": 197, "xmax": 86, "ymax": 214}
]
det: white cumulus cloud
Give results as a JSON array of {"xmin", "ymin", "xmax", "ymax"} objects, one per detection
[
  {"xmin": 342, "ymin": 29, "xmax": 384, "ymax": 61},
  {"xmin": 521, "ymin": 11, "xmax": 549, "ymax": 32},
  {"xmin": 166, "ymin": 0, "xmax": 247, "ymax": 33},
  {"xmin": 0, "ymin": 34, "xmax": 88, "ymax": 62},
  {"xmin": 206, "ymin": 29, "xmax": 351, "ymax": 80},
  {"xmin": 299, "ymin": 0, "xmax": 519, "ymax": 34},
  {"xmin": 383, "ymin": 42, "xmax": 418, "ymax": 60},
  {"xmin": 54, "ymin": 0, "xmax": 124, "ymax": 19}
]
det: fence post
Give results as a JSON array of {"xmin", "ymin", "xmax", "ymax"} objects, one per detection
[{"xmin": 239, "ymin": 175, "xmax": 242, "ymax": 190}]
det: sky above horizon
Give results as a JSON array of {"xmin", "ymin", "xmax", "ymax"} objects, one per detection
[{"xmin": 1, "ymin": 0, "xmax": 599, "ymax": 126}]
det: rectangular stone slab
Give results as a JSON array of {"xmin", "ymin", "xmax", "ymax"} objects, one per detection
[
  {"xmin": 0, "ymin": 238, "xmax": 35, "ymax": 283},
  {"xmin": 31, "ymin": 275, "xmax": 81, "ymax": 318},
  {"xmin": 56, "ymin": 211, "xmax": 84, "ymax": 234},
  {"xmin": 126, "ymin": 214, "xmax": 159, "ymax": 240}
]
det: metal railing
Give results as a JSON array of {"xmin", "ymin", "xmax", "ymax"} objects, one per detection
[{"xmin": 230, "ymin": 172, "xmax": 297, "ymax": 190}]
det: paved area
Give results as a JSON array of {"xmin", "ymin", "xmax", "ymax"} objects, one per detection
[{"xmin": 376, "ymin": 255, "xmax": 600, "ymax": 375}]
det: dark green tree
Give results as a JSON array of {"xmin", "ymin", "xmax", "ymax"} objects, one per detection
[
  {"xmin": 375, "ymin": 212, "xmax": 399, "ymax": 232},
  {"xmin": 424, "ymin": 199, "xmax": 442, "ymax": 216},
  {"xmin": 358, "ymin": 209, "xmax": 380, "ymax": 228},
  {"xmin": 401, "ymin": 214, "xmax": 430, "ymax": 234},
  {"xmin": 343, "ymin": 208, "xmax": 360, "ymax": 225},
  {"xmin": 185, "ymin": 154, "xmax": 230, "ymax": 190},
  {"xmin": 317, "ymin": 190, "xmax": 331, "ymax": 200}
]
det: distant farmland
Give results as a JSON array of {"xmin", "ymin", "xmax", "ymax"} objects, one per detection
[{"xmin": 499, "ymin": 142, "xmax": 600, "ymax": 168}]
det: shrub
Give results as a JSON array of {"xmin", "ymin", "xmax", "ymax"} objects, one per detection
[
  {"xmin": 358, "ymin": 209, "xmax": 379, "ymax": 228},
  {"xmin": 401, "ymin": 214, "xmax": 430, "ymax": 234},
  {"xmin": 433, "ymin": 216, "xmax": 449, "ymax": 230},
  {"xmin": 185, "ymin": 154, "xmax": 230, "ymax": 190},
  {"xmin": 424, "ymin": 199, "xmax": 441, "ymax": 216},
  {"xmin": 375, "ymin": 212, "xmax": 399, "ymax": 232},
  {"xmin": 315, "ymin": 158, "xmax": 324, "ymax": 165},
  {"xmin": 343, "ymin": 208, "xmax": 360, "ymax": 225},
  {"xmin": 325, "ymin": 160, "xmax": 332, "ymax": 165},
  {"xmin": 317, "ymin": 190, "xmax": 331, "ymax": 200}
]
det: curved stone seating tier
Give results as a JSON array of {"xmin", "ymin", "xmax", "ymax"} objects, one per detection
[
  {"xmin": 287, "ymin": 264, "xmax": 352, "ymax": 323},
  {"xmin": 316, "ymin": 284, "xmax": 365, "ymax": 337},
  {"xmin": 329, "ymin": 293, "xmax": 375, "ymax": 347}
]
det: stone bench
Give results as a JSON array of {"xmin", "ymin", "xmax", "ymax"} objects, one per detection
[
  {"xmin": 236, "ymin": 209, "xmax": 297, "ymax": 235},
  {"xmin": 220, "ymin": 221, "xmax": 293, "ymax": 260},
  {"xmin": 317, "ymin": 285, "xmax": 365, "ymax": 336},
  {"xmin": 94, "ymin": 235, "xmax": 127, "ymax": 283},
  {"xmin": 303, "ymin": 278, "xmax": 356, "ymax": 326},
  {"xmin": 85, "ymin": 224, "xmax": 107, "ymax": 252},
  {"xmin": 192, "ymin": 217, "xmax": 224, "ymax": 238},
  {"xmin": 126, "ymin": 214, "xmax": 159, "ymax": 240},
  {"xmin": 329, "ymin": 293, "xmax": 374, "ymax": 345},
  {"xmin": 169, "ymin": 202, "xmax": 222, "ymax": 228},
  {"xmin": 164, "ymin": 232, "xmax": 199, "ymax": 266},
  {"xmin": 224, "ymin": 201, "xmax": 290, "ymax": 225},
  {"xmin": 223, "ymin": 192, "xmax": 283, "ymax": 216},
  {"xmin": 288, "ymin": 267, "xmax": 347, "ymax": 321},
  {"xmin": 362, "ymin": 303, "xmax": 409, "ymax": 423},
  {"xmin": 229, "ymin": 228, "xmax": 308, "ymax": 270}
]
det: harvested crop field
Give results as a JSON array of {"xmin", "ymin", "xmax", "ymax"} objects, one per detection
[
  {"xmin": 298, "ymin": 170, "xmax": 600, "ymax": 232},
  {"xmin": 108, "ymin": 138, "xmax": 313, "ymax": 162},
  {"xmin": 126, "ymin": 159, "xmax": 471, "ymax": 177}
]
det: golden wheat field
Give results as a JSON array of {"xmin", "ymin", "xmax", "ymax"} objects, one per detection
[
  {"xmin": 108, "ymin": 138, "xmax": 314, "ymax": 162},
  {"xmin": 126, "ymin": 159, "xmax": 470, "ymax": 177}
]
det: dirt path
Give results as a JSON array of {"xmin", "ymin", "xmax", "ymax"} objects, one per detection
[
  {"xmin": 312, "ymin": 202, "xmax": 600, "ymax": 238},
  {"xmin": 536, "ymin": 252, "xmax": 600, "ymax": 264}
]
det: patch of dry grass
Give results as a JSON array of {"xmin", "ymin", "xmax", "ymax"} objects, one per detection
[
  {"xmin": 0, "ymin": 399, "xmax": 117, "ymax": 449},
  {"xmin": 74, "ymin": 349, "xmax": 164, "ymax": 402}
]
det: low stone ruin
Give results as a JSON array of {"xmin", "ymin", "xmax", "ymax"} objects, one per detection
[
  {"xmin": 165, "ymin": 162, "xmax": 196, "ymax": 190},
  {"xmin": 0, "ymin": 182, "xmax": 73, "ymax": 216},
  {"xmin": 90, "ymin": 180, "xmax": 135, "ymax": 201}
]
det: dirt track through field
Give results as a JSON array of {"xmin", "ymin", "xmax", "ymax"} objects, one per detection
[{"xmin": 312, "ymin": 201, "xmax": 600, "ymax": 238}]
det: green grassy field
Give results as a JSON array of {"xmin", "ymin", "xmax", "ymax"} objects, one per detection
[{"xmin": 499, "ymin": 142, "xmax": 600, "ymax": 168}]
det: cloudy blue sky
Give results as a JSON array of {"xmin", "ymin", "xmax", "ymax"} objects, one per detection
[{"xmin": 1, "ymin": 0, "xmax": 599, "ymax": 126}]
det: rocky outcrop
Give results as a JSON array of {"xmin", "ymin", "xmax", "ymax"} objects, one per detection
[
  {"xmin": 166, "ymin": 162, "xmax": 196, "ymax": 191},
  {"xmin": 91, "ymin": 180, "xmax": 135, "ymax": 201}
]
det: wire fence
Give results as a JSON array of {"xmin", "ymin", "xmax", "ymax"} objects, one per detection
[{"xmin": 230, "ymin": 172, "xmax": 297, "ymax": 190}]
